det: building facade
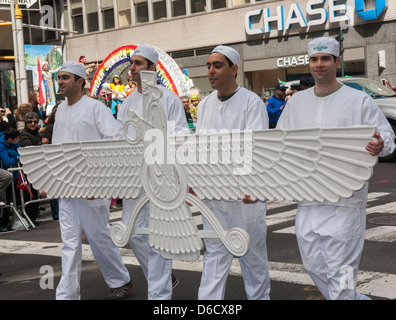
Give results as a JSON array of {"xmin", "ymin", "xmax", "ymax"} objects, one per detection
[{"xmin": 3, "ymin": 0, "xmax": 396, "ymax": 98}]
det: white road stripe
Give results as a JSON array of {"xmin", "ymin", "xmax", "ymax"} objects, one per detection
[
  {"xmin": 246, "ymin": 224, "xmax": 396, "ymax": 244},
  {"xmin": 365, "ymin": 226, "xmax": 396, "ymax": 242},
  {"xmin": 109, "ymin": 193, "xmax": 396, "ymax": 240},
  {"xmin": 0, "ymin": 239, "xmax": 394, "ymax": 299},
  {"xmin": 273, "ymin": 198, "xmax": 396, "ymax": 240},
  {"xmin": 18, "ymin": 192, "xmax": 392, "ymax": 299}
]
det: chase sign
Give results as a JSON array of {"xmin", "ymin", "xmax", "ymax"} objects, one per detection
[
  {"xmin": 245, "ymin": 0, "xmax": 388, "ymax": 35},
  {"xmin": 355, "ymin": 0, "xmax": 387, "ymax": 21}
]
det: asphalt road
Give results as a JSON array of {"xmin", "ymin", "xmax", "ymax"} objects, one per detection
[{"xmin": 0, "ymin": 162, "xmax": 395, "ymax": 304}]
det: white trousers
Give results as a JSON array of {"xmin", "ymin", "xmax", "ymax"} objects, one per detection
[
  {"xmin": 122, "ymin": 198, "xmax": 172, "ymax": 300},
  {"xmin": 56, "ymin": 198, "xmax": 130, "ymax": 300},
  {"xmin": 198, "ymin": 199, "xmax": 270, "ymax": 300},
  {"xmin": 296, "ymin": 205, "xmax": 370, "ymax": 300}
]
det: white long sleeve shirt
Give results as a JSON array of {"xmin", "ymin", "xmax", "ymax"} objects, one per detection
[
  {"xmin": 277, "ymin": 84, "xmax": 395, "ymax": 207},
  {"xmin": 116, "ymin": 85, "xmax": 189, "ymax": 139},
  {"xmin": 53, "ymin": 95, "xmax": 117, "ymax": 144},
  {"xmin": 196, "ymin": 86, "xmax": 269, "ymax": 132}
]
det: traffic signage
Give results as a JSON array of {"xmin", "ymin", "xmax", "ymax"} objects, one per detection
[{"xmin": 0, "ymin": 0, "xmax": 41, "ymax": 10}]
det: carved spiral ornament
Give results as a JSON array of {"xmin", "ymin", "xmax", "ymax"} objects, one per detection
[
  {"xmin": 110, "ymin": 222, "xmax": 129, "ymax": 247},
  {"xmin": 225, "ymin": 228, "xmax": 250, "ymax": 256}
]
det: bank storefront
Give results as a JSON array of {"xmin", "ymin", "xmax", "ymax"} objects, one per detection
[
  {"xmin": 245, "ymin": 46, "xmax": 366, "ymax": 97},
  {"xmin": 65, "ymin": 0, "xmax": 396, "ymax": 98},
  {"xmin": 170, "ymin": 0, "xmax": 396, "ymax": 97}
]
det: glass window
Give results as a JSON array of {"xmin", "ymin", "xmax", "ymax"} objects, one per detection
[
  {"xmin": 86, "ymin": 0, "xmax": 99, "ymax": 32},
  {"xmin": 191, "ymin": 0, "xmax": 205, "ymax": 13},
  {"xmin": 212, "ymin": 0, "xmax": 226, "ymax": 10},
  {"xmin": 172, "ymin": 0, "xmax": 186, "ymax": 17},
  {"xmin": 135, "ymin": 0, "xmax": 149, "ymax": 23},
  {"xmin": 101, "ymin": 0, "xmax": 115, "ymax": 29},
  {"xmin": 22, "ymin": 10, "xmax": 42, "ymax": 43},
  {"xmin": 153, "ymin": 0, "xmax": 167, "ymax": 21},
  {"xmin": 70, "ymin": 0, "xmax": 83, "ymax": 33},
  {"xmin": 117, "ymin": 0, "xmax": 132, "ymax": 27}
]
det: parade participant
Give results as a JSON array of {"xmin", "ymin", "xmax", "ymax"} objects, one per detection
[
  {"xmin": 277, "ymin": 37, "xmax": 396, "ymax": 300},
  {"xmin": 196, "ymin": 45, "xmax": 270, "ymax": 300},
  {"xmin": 189, "ymin": 93, "xmax": 199, "ymax": 121},
  {"xmin": 42, "ymin": 62, "xmax": 58, "ymax": 106},
  {"xmin": 116, "ymin": 45, "xmax": 189, "ymax": 300},
  {"xmin": 179, "ymin": 64, "xmax": 194, "ymax": 91},
  {"xmin": 265, "ymin": 83, "xmax": 286, "ymax": 128},
  {"xmin": 108, "ymin": 75, "xmax": 126, "ymax": 118},
  {"xmin": 78, "ymin": 55, "xmax": 97, "ymax": 95},
  {"xmin": 53, "ymin": 61, "xmax": 133, "ymax": 300},
  {"xmin": 124, "ymin": 78, "xmax": 137, "ymax": 96}
]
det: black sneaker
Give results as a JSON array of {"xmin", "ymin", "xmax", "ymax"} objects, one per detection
[
  {"xmin": 105, "ymin": 281, "xmax": 134, "ymax": 300},
  {"xmin": 172, "ymin": 274, "xmax": 179, "ymax": 289}
]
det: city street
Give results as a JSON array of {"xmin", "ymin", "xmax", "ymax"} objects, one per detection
[{"xmin": 0, "ymin": 162, "xmax": 395, "ymax": 302}]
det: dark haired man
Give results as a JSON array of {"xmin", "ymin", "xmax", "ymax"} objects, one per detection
[
  {"xmin": 116, "ymin": 45, "xmax": 189, "ymax": 300},
  {"xmin": 196, "ymin": 45, "xmax": 270, "ymax": 300},
  {"xmin": 52, "ymin": 61, "xmax": 133, "ymax": 300},
  {"xmin": 0, "ymin": 127, "xmax": 20, "ymax": 230},
  {"xmin": 277, "ymin": 37, "xmax": 395, "ymax": 300},
  {"xmin": 265, "ymin": 83, "xmax": 287, "ymax": 128},
  {"xmin": 78, "ymin": 55, "xmax": 97, "ymax": 94}
]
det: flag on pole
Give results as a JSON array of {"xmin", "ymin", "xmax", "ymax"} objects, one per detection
[
  {"xmin": 17, "ymin": 170, "xmax": 33, "ymax": 197},
  {"xmin": 37, "ymin": 58, "xmax": 46, "ymax": 106}
]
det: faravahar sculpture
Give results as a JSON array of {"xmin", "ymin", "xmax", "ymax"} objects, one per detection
[{"xmin": 19, "ymin": 71, "xmax": 377, "ymax": 261}]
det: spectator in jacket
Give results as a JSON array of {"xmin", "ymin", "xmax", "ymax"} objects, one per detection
[
  {"xmin": 0, "ymin": 128, "xmax": 20, "ymax": 230},
  {"xmin": 19, "ymin": 112, "xmax": 48, "ymax": 225}
]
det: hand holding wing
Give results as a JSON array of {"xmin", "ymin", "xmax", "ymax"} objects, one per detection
[{"xmin": 173, "ymin": 126, "xmax": 377, "ymax": 203}]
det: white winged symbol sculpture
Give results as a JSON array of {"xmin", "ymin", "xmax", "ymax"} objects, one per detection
[{"xmin": 19, "ymin": 71, "xmax": 378, "ymax": 261}]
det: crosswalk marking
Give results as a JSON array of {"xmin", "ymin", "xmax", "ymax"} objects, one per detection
[
  {"xmin": 1, "ymin": 238, "xmax": 395, "ymax": 299},
  {"xmin": 273, "ymin": 203, "xmax": 396, "ymax": 238},
  {"xmin": 2, "ymin": 192, "xmax": 394, "ymax": 299},
  {"xmin": 107, "ymin": 193, "xmax": 393, "ymax": 230},
  {"xmin": 365, "ymin": 226, "xmax": 396, "ymax": 242},
  {"xmin": 109, "ymin": 193, "xmax": 396, "ymax": 241}
]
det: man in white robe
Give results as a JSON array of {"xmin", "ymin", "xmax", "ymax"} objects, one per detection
[
  {"xmin": 196, "ymin": 45, "xmax": 271, "ymax": 300},
  {"xmin": 277, "ymin": 37, "xmax": 396, "ymax": 300},
  {"xmin": 116, "ymin": 45, "xmax": 189, "ymax": 300},
  {"xmin": 52, "ymin": 61, "xmax": 132, "ymax": 300}
]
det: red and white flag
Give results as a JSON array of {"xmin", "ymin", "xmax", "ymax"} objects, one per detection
[{"xmin": 37, "ymin": 58, "xmax": 46, "ymax": 106}]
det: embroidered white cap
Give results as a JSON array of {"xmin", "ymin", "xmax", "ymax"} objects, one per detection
[
  {"xmin": 59, "ymin": 61, "xmax": 86, "ymax": 79},
  {"xmin": 211, "ymin": 45, "xmax": 240, "ymax": 67},
  {"xmin": 308, "ymin": 37, "xmax": 340, "ymax": 57},
  {"xmin": 133, "ymin": 45, "xmax": 159, "ymax": 65}
]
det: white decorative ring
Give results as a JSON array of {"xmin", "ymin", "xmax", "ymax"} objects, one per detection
[
  {"xmin": 110, "ymin": 222, "xmax": 128, "ymax": 247},
  {"xmin": 225, "ymin": 228, "xmax": 250, "ymax": 257}
]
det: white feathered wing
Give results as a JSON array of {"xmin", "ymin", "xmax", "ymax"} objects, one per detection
[
  {"xmin": 171, "ymin": 126, "xmax": 378, "ymax": 203},
  {"xmin": 18, "ymin": 139, "xmax": 144, "ymax": 199}
]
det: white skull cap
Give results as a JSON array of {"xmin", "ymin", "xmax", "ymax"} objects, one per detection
[
  {"xmin": 133, "ymin": 45, "xmax": 159, "ymax": 65},
  {"xmin": 211, "ymin": 45, "xmax": 240, "ymax": 67},
  {"xmin": 308, "ymin": 37, "xmax": 340, "ymax": 57},
  {"xmin": 59, "ymin": 61, "xmax": 86, "ymax": 79}
]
